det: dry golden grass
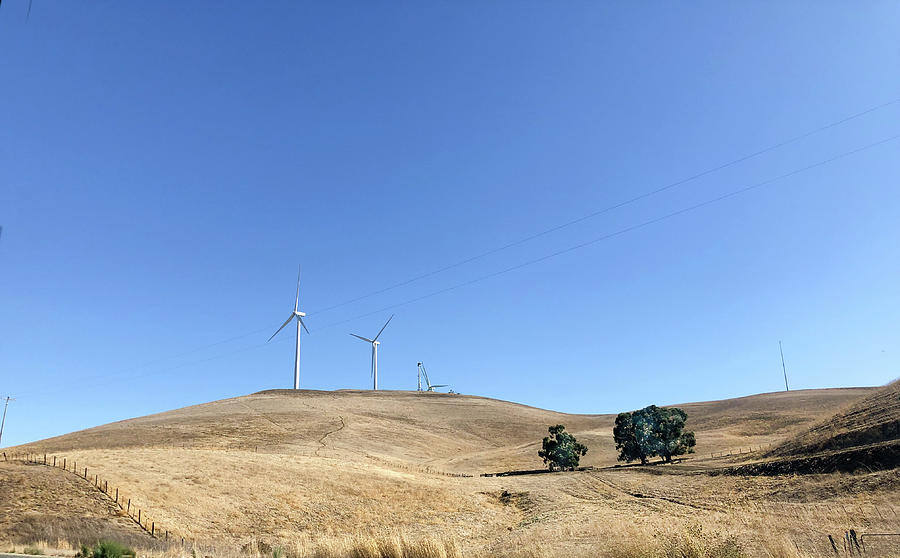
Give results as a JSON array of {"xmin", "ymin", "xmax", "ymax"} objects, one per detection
[
  {"xmin": 16, "ymin": 388, "xmax": 872, "ymax": 470},
  {"xmin": 0, "ymin": 461, "xmax": 151, "ymax": 547},
  {"xmin": 774, "ymin": 379, "xmax": 900, "ymax": 457},
  {"xmin": 5, "ymin": 387, "xmax": 899, "ymax": 557}
]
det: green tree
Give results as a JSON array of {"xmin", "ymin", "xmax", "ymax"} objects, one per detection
[
  {"xmin": 612, "ymin": 406, "xmax": 695, "ymax": 464},
  {"xmin": 613, "ymin": 412, "xmax": 646, "ymax": 464},
  {"xmin": 655, "ymin": 407, "xmax": 696, "ymax": 462},
  {"xmin": 632, "ymin": 405, "xmax": 665, "ymax": 463},
  {"xmin": 538, "ymin": 424, "xmax": 588, "ymax": 471}
]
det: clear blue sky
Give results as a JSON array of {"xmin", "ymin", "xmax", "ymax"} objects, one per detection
[{"xmin": 2, "ymin": 2, "xmax": 899, "ymax": 448}]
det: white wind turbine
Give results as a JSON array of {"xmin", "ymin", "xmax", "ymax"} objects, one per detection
[
  {"xmin": 350, "ymin": 315, "xmax": 393, "ymax": 390},
  {"xmin": 268, "ymin": 267, "xmax": 310, "ymax": 389}
]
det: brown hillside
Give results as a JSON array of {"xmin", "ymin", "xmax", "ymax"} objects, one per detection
[
  {"xmin": 17, "ymin": 387, "xmax": 872, "ymax": 471},
  {"xmin": 774, "ymin": 379, "xmax": 900, "ymax": 457},
  {"xmin": 0, "ymin": 461, "xmax": 152, "ymax": 546},
  {"xmin": 7, "ymin": 386, "xmax": 895, "ymax": 558}
]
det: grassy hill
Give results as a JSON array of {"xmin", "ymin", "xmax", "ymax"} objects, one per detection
[
  {"xmin": 17, "ymin": 387, "xmax": 873, "ymax": 471},
  {"xmin": 718, "ymin": 379, "xmax": 900, "ymax": 475},
  {"xmin": 775, "ymin": 379, "xmax": 900, "ymax": 457},
  {"xmin": 5, "ymin": 385, "xmax": 899, "ymax": 558},
  {"xmin": 0, "ymin": 460, "xmax": 152, "ymax": 549}
]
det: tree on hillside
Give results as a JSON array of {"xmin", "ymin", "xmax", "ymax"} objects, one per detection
[
  {"xmin": 632, "ymin": 405, "xmax": 665, "ymax": 463},
  {"xmin": 655, "ymin": 407, "xmax": 696, "ymax": 462},
  {"xmin": 614, "ymin": 411, "xmax": 646, "ymax": 464},
  {"xmin": 538, "ymin": 424, "xmax": 588, "ymax": 471},
  {"xmin": 613, "ymin": 406, "xmax": 695, "ymax": 464}
]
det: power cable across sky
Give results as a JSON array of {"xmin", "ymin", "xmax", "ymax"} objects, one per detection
[
  {"xmin": 12, "ymin": 127, "xmax": 900, "ymax": 399},
  {"xmin": 61, "ymin": 95, "xmax": 900, "ymax": 379}
]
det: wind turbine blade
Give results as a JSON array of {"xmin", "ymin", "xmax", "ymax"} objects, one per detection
[
  {"xmin": 295, "ymin": 266, "xmax": 301, "ymax": 312},
  {"xmin": 432, "ymin": 385, "xmax": 448, "ymax": 388},
  {"xmin": 268, "ymin": 312, "xmax": 296, "ymax": 343},
  {"xmin": 373, "ymin": 314, "xmax": 394, "ymax": 341},
  {"xmin": 350, "ymin": 333, "xmax": 374, "ymax": 343},
  {"xmin": 299, "ymin": 316, "xmax": 310, "ymax": 335}
]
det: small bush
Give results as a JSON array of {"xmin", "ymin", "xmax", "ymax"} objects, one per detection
[
  {"xmin": 91, "ymin": 540, "xmax": 135, "ymax": 558},
  {"xmin": 23, "ymin": 548, "xmax": 43, "ymax": 556}
]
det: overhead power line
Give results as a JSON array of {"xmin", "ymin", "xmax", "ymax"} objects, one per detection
[
  {"xmin": 97, "ymin": 96, "xmax": 900, "ymax": 368},
  {"xmin": 306, "ymin": 95, "xmax": 900, "ymax": 317},
  {"xmin": 309, "ymin": 132, "xmax": 900, "ymax": 331},
  {"xmin": 12, "ymin": 102, "xmax": 900, "ymax": 397},
  {"xmin": 23, "ymin": 129, "xmax": 898, "ymax": 400}
]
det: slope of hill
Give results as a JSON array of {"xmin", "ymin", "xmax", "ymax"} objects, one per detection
[
  {"xmin": 18, "ymin": 387, "xmax": 873, "ymax": 471},
  {"xmin": 0, "ymin": 461, "xmax": 152, "ymax": 546},
  {"xmin": 722, "ymin": 379, "xmax": 900, "ymax": 475},
  {"xmin": 775, "ymin": 379, "xmax": 900, "ymax": 457}
]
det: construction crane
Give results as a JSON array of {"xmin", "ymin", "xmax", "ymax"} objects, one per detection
[{"xmin": 417, "ymin": 362, "xmax": 448, "ymax": 392}]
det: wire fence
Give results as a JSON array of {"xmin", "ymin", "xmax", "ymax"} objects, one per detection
[{"xmin": 4, "ymin": 452, "xmax": 188, "ymax": 547}]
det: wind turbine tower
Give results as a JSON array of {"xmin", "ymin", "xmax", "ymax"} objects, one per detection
[
  {"xmin": 268, "ymin": 267, "xmax": 310, "ymax": 389},
  {"xmin": 351, "ymin": 315, "xmax": 393, "ymax": 390}
]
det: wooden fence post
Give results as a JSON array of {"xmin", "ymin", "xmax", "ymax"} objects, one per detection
[
  {"xmin": 127, "ymin": 499, "xmax": 131, "ymax": 514},
  {"xmin": 63, "ymin": 458, "xmax": 66, "ymax": 470},
  {"xmin": 138, "ymin": 509, "xmax": 141, "ymax": 525},
  {"xmin": 115, "ymin": 487, "xmax": 119, "ymax": 504},
  {"xmin": 53, "ymin": 456, "xmax": 56, "ymax": 467},
  {"xmin": 84, "ymin": 467, "xmax": 88, "ymax": 479}
]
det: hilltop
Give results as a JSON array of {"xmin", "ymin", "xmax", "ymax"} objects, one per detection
[{"xmin": 16, "ymin": 386, "xmax": 873, "ymax": 471}]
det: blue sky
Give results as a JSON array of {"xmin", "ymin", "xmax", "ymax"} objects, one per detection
[{"xmin": 2, "ymin": 2, "xmax": 899, "ymax": 448}]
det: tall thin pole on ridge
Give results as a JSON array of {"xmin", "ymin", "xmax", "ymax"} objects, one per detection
[
  {"xmin": 779, "ymin": 341, "xmax": 789, "ymax": 392},
  {"xmin": 0, "ymin": 396, "xmax": 14, "ymax": 447}
]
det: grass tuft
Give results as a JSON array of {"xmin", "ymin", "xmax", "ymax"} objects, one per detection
[{"xmin": 610, "ymin": 525, "xmax": 746, "ymax": 558}]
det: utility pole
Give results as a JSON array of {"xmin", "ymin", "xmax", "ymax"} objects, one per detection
[
  {"xmin": 779, "ymin": 341, "xmax": 789, "ymax": 392},
  {"xmin": 0, "ymin": 396, "xmax": 13, "ymax": 447}
]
